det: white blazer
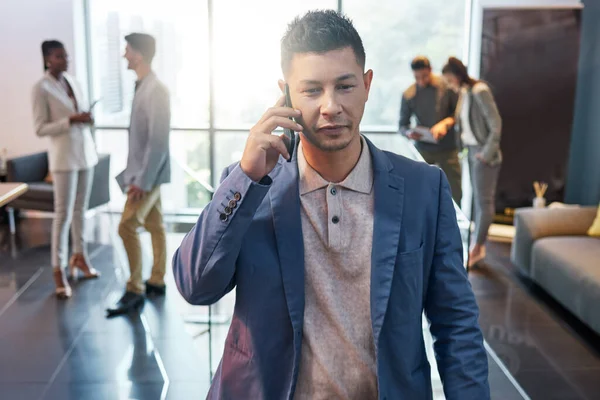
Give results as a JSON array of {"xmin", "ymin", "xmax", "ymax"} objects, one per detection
[{"xmin": 32, "ymin": 72, "xmax": 98, "ymax": 172}]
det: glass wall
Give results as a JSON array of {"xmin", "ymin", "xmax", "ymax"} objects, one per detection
[
  {"xmin": 86, "ymin": 0, "xmax": 468, "ymax": 213},
  {"xmin": 345, "ymin": 0, "xmax": 467, "ymax": 128},
  {"xmin": 88, "ymin": 0, "xmax": 210, "ymax": 129}
]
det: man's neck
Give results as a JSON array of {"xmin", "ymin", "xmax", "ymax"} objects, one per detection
[
  {"xmin": 301, "ymin": 133, "xmax": 363, "ymax": 183},
  {"xmin": 135, "ymin": 64, "xmax": 152, "ymax": 81}
]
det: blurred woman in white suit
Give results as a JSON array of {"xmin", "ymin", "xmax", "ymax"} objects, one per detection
[{"xmin": 32, "ymin": 40, "xmax": 100, "ymax": 299}]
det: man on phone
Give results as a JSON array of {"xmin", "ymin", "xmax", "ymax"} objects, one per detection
[
  {"xmin": 106, "ymin": 33, "xmax": 171, "ymax": 316},
  {"xmin": 400, "ymin": 56, "xmax": 462, "ymax": 205},
  {"xmin": 173, "ymin": 11, "xmax": 488, "ymax": 399}
]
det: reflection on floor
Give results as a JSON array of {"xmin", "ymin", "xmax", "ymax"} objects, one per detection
[
  {"xmin": 471, "ymin": 242, "xmax": 600, "ymax": 400},
  {"xmin": 0, "ymin": 216, "xmax": 209, "ymax": 400},
  {"xmin": 3, "ymin": 214, "xmax": 587, "ymax": 399}
]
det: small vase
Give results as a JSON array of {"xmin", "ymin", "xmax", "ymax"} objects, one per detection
[{"xmin": 533, "ymin": 197, "xmax": 546, "ymax": 208}]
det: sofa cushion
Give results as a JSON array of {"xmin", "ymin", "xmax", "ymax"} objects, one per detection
[
  {"xmin": 531, "ymin": 236, "xmax": 600, "ymax": 334},
  {"xmin": 20, "ymin": 182, "xmax": 54, "ymax": 202}
]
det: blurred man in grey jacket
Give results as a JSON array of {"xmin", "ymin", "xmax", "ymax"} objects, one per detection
[{"xmin": 107, "ymin": 33, "xmax": 171, "ymax": 317}]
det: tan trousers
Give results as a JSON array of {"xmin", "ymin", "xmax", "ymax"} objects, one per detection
[{"xmin": 118, "ymin": 186, "xmax": 167, "ymax": 294}]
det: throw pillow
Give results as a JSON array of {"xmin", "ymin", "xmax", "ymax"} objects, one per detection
[{"xmin": 588, "ymin": 204, "xmax": 600, "ymax": 237}]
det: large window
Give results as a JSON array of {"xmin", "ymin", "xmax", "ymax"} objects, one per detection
[
  {"xmin": 88, "ymin": 0, "xmax": 210, "ymax": 128},
  {"xmin": 344, "ymin": 0, "xmax": 466, "ymax": 129},
  {"xmin": 212, "ymin": 0, "xmax": 337, "ymax": 128},
  {"xmin": 95, "ymin": 130, "xmax": 211, "ymax": 212},
  {"xmin": 86, "ymin": 0, "xmax": 468, "ymax": 212}
]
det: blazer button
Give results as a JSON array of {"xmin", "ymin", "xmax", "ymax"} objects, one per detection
[
  {"xmin": 233, "ymin": 192, "xmax": 242, "ymax": 201},
  {"xmin": 224, "ymin": 206, "xmax": 232, "ymax": 215},
  {"xmin": 228, "ymin": 199, "xmax": 237, "ymax": 209},
  {"xmin": 219, "ymin": 213, "xmax": 228, "ymax": 222},
  {"xmin": 331, "ymin": 216, "xmax": 340, "ymax": 224}
]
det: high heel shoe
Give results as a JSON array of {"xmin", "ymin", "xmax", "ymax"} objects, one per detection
[
  {"xmin": 69, "ymin": 254, "xmax": 101, "ymax": 280},
  {"xmin": 53, "ymin": 268, "xmax": 72, "ymax": 299},
  {"xmin": 468, "ymin": 246, "xmax": 487, "ymax": 268}
]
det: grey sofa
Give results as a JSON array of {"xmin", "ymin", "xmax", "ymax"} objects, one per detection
[
  {"xmin": 5, "ymin": 152, "xmax": 110, "ymax": 227},
  {"xmin": 511, "ymin": 206, "xmax": 600, "ymax": 334}
]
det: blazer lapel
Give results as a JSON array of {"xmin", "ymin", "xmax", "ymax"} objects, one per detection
[
  {"xmin": 269, "ymin": 149, "xmax": 305, "ymax": 338},
  {"xmin": 366, "ymin": 139, "xmax": 405, "ymax": 346},
  {"xmin": 64, "ymin": 73, "xmax": 84, "ymax": 111},
  {"xmin": 45, "ymin": 73, "xmax": 76, "ymax": 111}
]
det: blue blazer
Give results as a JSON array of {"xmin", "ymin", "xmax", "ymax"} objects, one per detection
[{"xmin": 172, "ymin": 137, "xmax": 489, "ymax": 400}]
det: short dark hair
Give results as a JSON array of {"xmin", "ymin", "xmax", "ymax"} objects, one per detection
[
  {"xmin": 41, "ymin": 40, "xmax": 64, "ymax": 71},
  {"xmin": 411, "ymin": 56, "xmax": 431, "ymax": 71},
  {"xmin": 281, "ymin": 10, "xmax": 365, "ymax": 75},
  {"xmin": 442, "ymin": 57, "xmax": 477, "ymax": 87},
  {"xmin": 125, "ymin": 33, "xmax": 156, "ymax": 64}
]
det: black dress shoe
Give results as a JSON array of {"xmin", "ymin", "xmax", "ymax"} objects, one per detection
[
  {"xmin": 145, "ymin": 281, "xmax": 166, "ymax": 296},
  {"xmin": 106, "ymin": 291, "xmax": 144, "ymax": 317}
]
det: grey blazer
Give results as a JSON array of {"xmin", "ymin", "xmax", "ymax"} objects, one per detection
[
  {"xmin": 455, "ymin": 82, "xmax": 502, "ymax": 165},
  {"xmin": 116, "ymin": 72, "xmax": 171, "ymax": 192}
]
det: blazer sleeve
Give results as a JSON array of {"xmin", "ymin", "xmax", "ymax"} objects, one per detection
[
  {"xmin": 172, "ymin": 164, "xmax": 272, "ymax": 305},
  {"xmin": 133, "ymin": 84, "xmax": 171, "ymax": 191},
  {"xmin": 473, "ymin": 84, "xmax": 502, "ymax": 163},
  {"xmin": 32, "ymin": 83, "xmax": 70, "ymax": 137},
  {"xmin": 424, "ymin": 169, "xmax": 490, "ymax": 399}
]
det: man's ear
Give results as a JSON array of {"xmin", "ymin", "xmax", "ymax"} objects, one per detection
[
  {"xmin": 363, "ymin": 69, "xmax": 374, "ymax": 101},
  {"xmin": 278, "ymin": 79, "xmax": 286, "ymax": 94}
]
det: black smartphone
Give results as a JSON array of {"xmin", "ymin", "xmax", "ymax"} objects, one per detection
[{"xmin": 283, "ymin": 84, "xmax": 296, "ymax": 162}]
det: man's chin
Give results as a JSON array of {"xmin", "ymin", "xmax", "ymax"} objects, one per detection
[
  {"xmin": 320, "ymin": 142, "xmax": 352, "ymax": 152},
  {"xmin": 303, "ymin": 131, "xmax": 355, "ymax": 153}
]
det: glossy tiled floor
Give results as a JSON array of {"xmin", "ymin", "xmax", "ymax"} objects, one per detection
[
  {"xmin": 1, "ymin": 215, "xmax": 536, "ymax": 399},
  {"xmin": 0, "ymin": 216, "xmax": 209, "ymax": 400},
  {"xmin": 470, "ymin": 242, "xmax": 600, "ymax": 400}
]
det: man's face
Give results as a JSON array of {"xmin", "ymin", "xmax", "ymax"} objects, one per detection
[
  {"xmin": 123, "ymin": 44, "xmax": 142, "ymax": 70},
  {"xmin": 413, "ymin": 67, "xmax": 432, "ymax": 88},
  {"xmin": 283, "ymin": 47, "xmax": 373, "ymax": 153}
]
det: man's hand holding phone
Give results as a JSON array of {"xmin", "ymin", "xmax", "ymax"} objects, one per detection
[{"xmin": 240, "ymin": 96, "xmax": 303, "ymax": 183}]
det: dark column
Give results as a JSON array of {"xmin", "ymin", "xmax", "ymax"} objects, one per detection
[{"xmin": 566, "ymin": 0, "xmax": 600, "ymax": 205}]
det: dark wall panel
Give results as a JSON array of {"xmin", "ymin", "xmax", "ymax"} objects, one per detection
[{"xmin": 480, "ymin": 8, "xmax": 581, "ymax": 213}]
